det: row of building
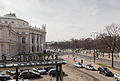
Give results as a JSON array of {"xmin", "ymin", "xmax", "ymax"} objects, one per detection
[{"xmin": 0, "ymin": 13, "xmax": 46, "ymax": 58}]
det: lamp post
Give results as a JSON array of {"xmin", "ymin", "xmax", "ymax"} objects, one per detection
[{"xmin": 91, "ymin": 32, "xmax": 98, "ymax": 63}]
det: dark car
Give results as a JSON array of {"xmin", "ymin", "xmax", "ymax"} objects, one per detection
[
  {"xmin": 98, "ymin": 67, "xmax": 114, "ymax": 77},
  {"xmin": 48, "ymin": 69, "xmax": 65, "ymax": 77},
  {"xmin": 19, "ymin": 70, "xmax": 40, "ymax": 79}
]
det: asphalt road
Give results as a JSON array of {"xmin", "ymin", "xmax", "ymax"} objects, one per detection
[
  {"xmin": 65, "ymin": 63, "xmax": 100, "ymax": 81},
  {"xmin": 75, "ymin": 54, "xmax": 120, "ymax": 68}
]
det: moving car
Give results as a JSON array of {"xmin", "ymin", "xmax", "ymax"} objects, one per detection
[
  {"xmin": 33, "ymin": 68, "xmax": 47, "ymax": 75},
  {"xmin": 19, "ymin": 70, "xmax": 40, "ymax": 79},
  {"xmin": 98, "ymin": 67, "xmax": 114, "ymax": 77},
  {"xmin": 74, "ymin": 62, "xmax": 84, "ymax": 68},
  {"xmin": 114, "ymin": 73, "xmax": 120, "ymax": 81},
  {"xmin": 85, "ymin": 64, "xmax": 95, "ymax": 70}
]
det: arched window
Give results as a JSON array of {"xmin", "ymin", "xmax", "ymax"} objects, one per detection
[{"xmin": 22, "ymin": 37, "xmax": 25, "ymax": 43}]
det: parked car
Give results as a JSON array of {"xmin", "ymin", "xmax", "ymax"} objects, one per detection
[
  {"xmin": 0, "ymin": 74, "xmax": 10, "ymax": 81},
  {"xmin": 48, "ymin": 69, "xmax": 65, "ymax": 77},
  {"xmin": 114, "ymin": 73, "xmax": 120, "ymax": 81},
  {"xmin": 2, "ymin": 54, "xmax": 14, "ymax": 61},
  {"xmin": 6, "ymin": 70, "xmax": 20, "ymax": 76},
  {"xmin": 33, "ymin": 68, "xmax": 47, "ymax": 75},
  {"xmin": 74, "ymin": 62, "xmax": 84, "ymax": 68},
  {"xmin": 19, "ymin": 70, "xmax": 40, "ymax": 79},
  {"xmin": 98, "ymin": 67, "xmax": 114, "ymax": 77},
  {"xmin": 0, "ymin": 64, "xmax": 6, "ymax": 68},
  {"xmin": 13, "ymin": 63, "xmax": 19, "ymax": 67},
  {"xmin": 0, "ymin": 71, "xmax": 3, "ymax": 75},
  {"xmin": 85, "ymin": 64, "xmax": 95, "ymax": 70},
  {"xmin": 44, "ymin": 67, "xmax": 56, "ymax": 72},
  {"xmin": 19, "ymin": 62, "xmax": 26, "ymax": 66},
  {"xmin": 6, "ymin": 63, "xmax": 14, "ymax": 67},
  {"xmin": 29, "ymin": 62, "xmax": 36, "ymax": 65}
]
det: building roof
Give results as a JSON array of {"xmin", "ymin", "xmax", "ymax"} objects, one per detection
[{"xmin": 0, "ymin": 13, "xmax": 28, "ymax": 23}]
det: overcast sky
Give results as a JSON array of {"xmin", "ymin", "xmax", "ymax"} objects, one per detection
[{"xmin": 0, "ymin": 0, "xmax": 120, "ymax": 41}]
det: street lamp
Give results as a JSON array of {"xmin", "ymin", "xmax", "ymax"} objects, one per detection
[{"xmin": 91, "ymin": 32, "xmax": 98, "ymax": 63}]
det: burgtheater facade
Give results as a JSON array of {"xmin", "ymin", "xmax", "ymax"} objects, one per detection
[{"xmin": 0, "ymin": 13, "xmax": 46, "ymax": 58}]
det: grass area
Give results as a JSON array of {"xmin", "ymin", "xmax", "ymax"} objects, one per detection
[{"xmin": 96, "ymin": 63, "xmax": 120, "ymax": 72}]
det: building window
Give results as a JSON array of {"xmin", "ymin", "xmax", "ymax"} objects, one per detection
[
  {"xmin": 32, "ymin": 46, "xmax": 35, "ymax": 52},
  {"xmin": 37, "ymin": 46, "xmax": 39, "ymax": 52},
  {"xmin": 11, "ymin": 21, "xmax": 14, "ymax": 24},
  {"xmin": 22, "ymin": 37, "xmax": 25, "ymax": 43},
  {"xmin": 5, "ymin": 21, "xmax": 8, "ymax": 23},
  {"xmin": 32, "ymin": 37, "xmax": 34, "ymax": 44},
  {"xmin": 22, "ymin": 32, "xmax": 26, "ymax": 34}
]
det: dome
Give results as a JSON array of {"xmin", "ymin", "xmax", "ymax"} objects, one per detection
[{"xmin": 4, "ymin": 13, "xmax": 16, "ymax": 18}]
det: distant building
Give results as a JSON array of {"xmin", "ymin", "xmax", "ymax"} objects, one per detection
[{"xmin": 0, "ymin": 13, "xmax": 46, "ymax": 58}]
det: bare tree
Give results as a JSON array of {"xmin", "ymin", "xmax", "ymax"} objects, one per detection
[{"xmin": 101, "ymin": 24, "xmax": 120, "ymax": 67}]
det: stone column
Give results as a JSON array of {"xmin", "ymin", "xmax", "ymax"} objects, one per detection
[
  {"xmin": 30, "ymin": 33, "xmax": 32, "ymax": 53},
  {"xmin": 34, "ymin": 34, "xmax": 37, "ymax": 53}
]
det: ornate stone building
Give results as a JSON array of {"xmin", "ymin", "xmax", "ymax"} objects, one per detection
[{"xmin": 0, "ymin": 13, "xmax": 46, "ymax": 58}]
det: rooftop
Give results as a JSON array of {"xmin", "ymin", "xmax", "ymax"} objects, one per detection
[{"xmin": 4, "ymin": 13, "xmax": 16, "ymax": 18}]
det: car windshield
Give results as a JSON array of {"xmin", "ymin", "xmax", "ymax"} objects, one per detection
[
  {"xmin": 90, "ymin": 65, "xmax": 93, "ymax": 67},
  {"xmin": 87, "ymin": 64, "xmax": 93, "ymax": 67},
  {"xmin": 38, "ymin": 68, "xmax": 44, "ymax": 70},
  {"xmin": 51, "ymin": 70, "xmax": 56, "ymax": 73},
  {"xmin": 78, "ymin": 63, "xmax": 81, "ymax": 65},
  {"xmin": 104, "ymin": 68, "xmax": 110, "ymax": 72}
]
